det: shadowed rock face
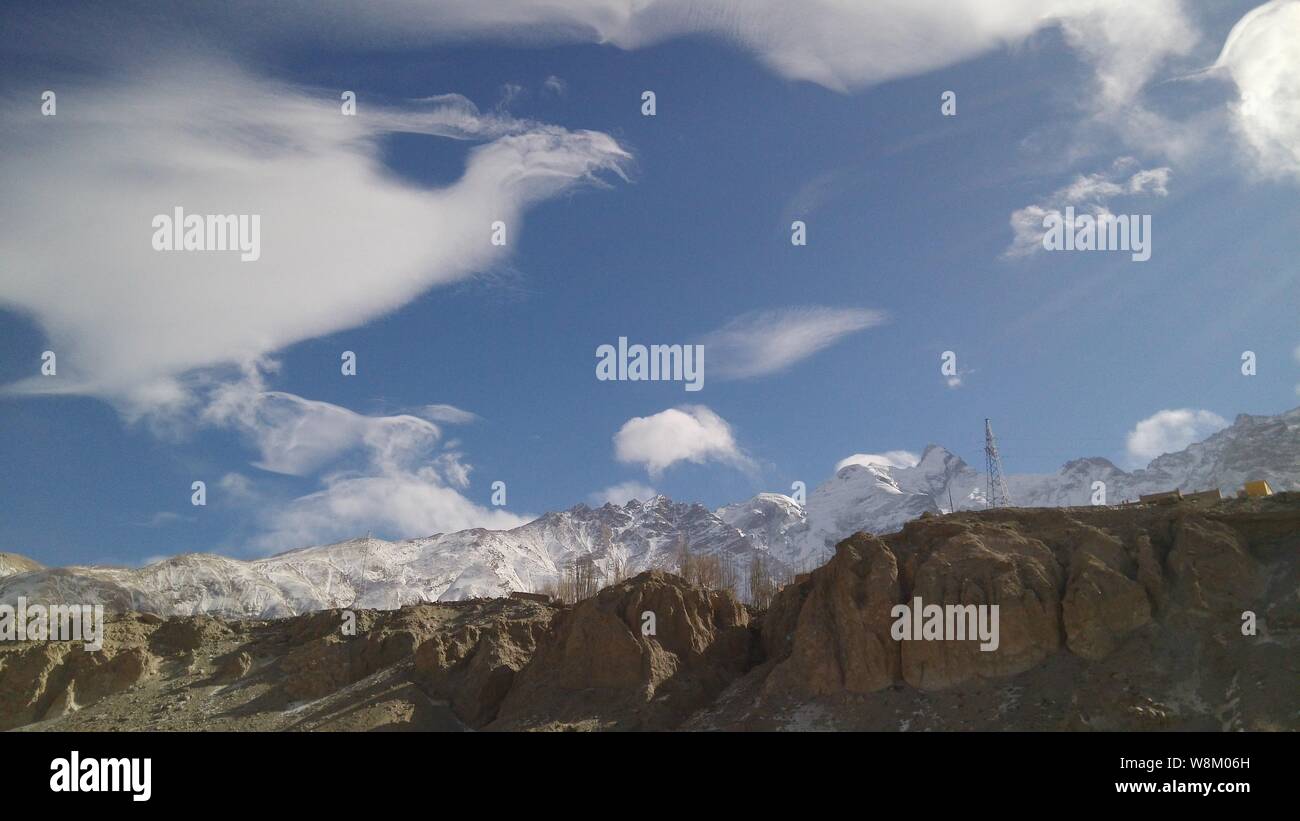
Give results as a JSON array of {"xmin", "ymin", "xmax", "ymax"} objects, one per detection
[
  {"xmin": 491, "ymin": 571, "xmax": 754, "ymax": 730},
  {"xmin": 761, "ymin": 534, "xmax": 901, "ymax": 697},
  {"xmin": 757, "ymin": 522, "xmax": 1066, "ymax": 698},
  {"xmin": 1, "ymin": 495, "xmax": 1296, "ymax": 732}
]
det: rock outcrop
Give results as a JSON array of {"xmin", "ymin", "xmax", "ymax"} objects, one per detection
[
  {"xmin": 1, "ymin": 494, "xmax": 1295, "ymax": 732},
  {"xmin": 492, "ymin": 571, "xmax": 753, "ymax": 730},
  {"xmin": 761, "ymin": 534, "xmax": 900, "ymax": 697}
]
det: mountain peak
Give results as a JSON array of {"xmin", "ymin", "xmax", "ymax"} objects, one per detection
[
  {"xmin": 914, "ymin": 444, "xmax": 966, "ymax": 473},
  {"xmin": 6, "ymin": 406, "xmax": 1297, "ymax": 618}
]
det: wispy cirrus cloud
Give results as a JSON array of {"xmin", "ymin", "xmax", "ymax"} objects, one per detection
[
  {"xmin": 1005, "ymin": 158, "xmax": 1171, "ymax": 258},
  {"xmin": 15, "ymin": 1, "xmax": 1199, "ymax": 97},
  {"xmin": 0, "ymin": 59, "xmax": 629, "ymax": 417},
  {"xmin": 701, "ymin": 307, "xmax": 886, "ymax": 380},
  {"xmin": 542, "ymin": 75, "xmax": 567, "ymax": 97},
  {"xmin": 416, "ymin": 404, "xmax": 480, "ymax": 425}
]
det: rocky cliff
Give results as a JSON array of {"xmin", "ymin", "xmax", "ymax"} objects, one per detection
[{"xmin": 2, "ymin": 493, "xmax": 1295, "ymax": 732}]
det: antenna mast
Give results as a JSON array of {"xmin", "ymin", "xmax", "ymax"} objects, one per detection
[{"xmin": 984, "ymin": 418, "xmax": 1012, "ymax": 508}]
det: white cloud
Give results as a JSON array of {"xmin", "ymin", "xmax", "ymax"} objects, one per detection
[
  {"xmin": 0, "ymin": 56, "xmax": 619, "ymax": 557},
  {"xmin": 702, "ymin": 307, "xmax": 886, "ymax": 380},
  {"xmin": 416, "ymin": 404, "xmax": 480, "ymax": 425},
  {"xmin": 202, "ymin": 369, "xmax": 442, "ymax": 477},
  {"xmin": 80, "ymin": 1, "xmax": 1195, "ymax": 96},
  {"xmin": 195, "ymin": 367, "xmax": 529, "ymax": 551},
  {"xmin": 218, "ymin": 473, "xmax": 257, "ymax": 502},
  {"xmin": 137, "ymin": 511, "xmax": 187, "ymax": 528},
  {"xmin": 498, "ymin": 82, "xmax": 526, "ymax": 109},
  {"xmin": 613, "ymin": 405, "xmax": 751, "ymax": 477},
  {"xmin": 1211, "ymin": 0, "xmax": 1300, "ymax": 182},
  {"xmin": 15, "ymin": 3, "xmax": 1207, "ymax": 102},
  {"xmin": 1005, "ymin": 158, "xmax": 1172, "ymax": 258},
  {"xmin": 1056, "ymin": 0, "xmax": 1198, "ymax": 111},
  {"xmin": 248, "ymin": 469, "xmax": 529, "ymax": 553},
  {"xmin": 835, "ymin": 451, "xmax": 920, "ymax": 473},
  {"xmin": 542, "ymin": 75, "xmax": 567, "ymax": 96},
  {"xmin": 1125, "ymin": 408, "xmax": 1228, "ymax": 466},
  {"xmin": 0, "ymin": 60, "xmax": 629, "ymax": 414},
  {"xmin": 588, "ymin": 481, "xmax": 657, "ymax": 506}
]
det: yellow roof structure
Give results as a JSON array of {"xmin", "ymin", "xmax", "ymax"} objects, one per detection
[{"xmin": 1243, "ymin": 480, "xmax": 1274, "ymax": 498}]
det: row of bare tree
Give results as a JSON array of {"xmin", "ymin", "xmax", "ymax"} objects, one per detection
[{"xmin": 537, "ymin": 542, "xmax": 800, "ymax": 609}]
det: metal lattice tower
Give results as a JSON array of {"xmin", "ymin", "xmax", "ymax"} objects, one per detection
[{"xmin": 984, "ymin": 418, "xmax": 1012, "ymax": 508}]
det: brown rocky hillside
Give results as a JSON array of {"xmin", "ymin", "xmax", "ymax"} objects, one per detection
[{"xmin": 2, "ymin": 494, "xmax": 1296, "ymax": 731}]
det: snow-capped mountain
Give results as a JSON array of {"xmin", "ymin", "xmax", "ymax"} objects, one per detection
[
  {"xmin": 765, "ymin": 408, "xmax": 1300, "ymax": 564},
  {"xmin": 715, "ymin": 493, "xmax": 806, "ymax": 555},
  {"xmin": 0, "ymin": 496, "xmax": 768, "ymax": 617},
  {"xmin": 3, "ymin": 408, "xmax": 1296, "ymax": 616}
]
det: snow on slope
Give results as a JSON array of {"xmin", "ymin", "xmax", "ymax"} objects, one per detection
[
  {"xmin": 4, "ymin": 408, "xmax": 1297, "ymax": 616},
  {"xmin": 772, "ymin": 407, "xmax": 1300, "ymax": 565},
  {"xmin": 715, "ymin": 493, "xmax": 806, "ymax": 554},
  {"xmin": 0, "ymin": 496, "xmax": 771, "ymax": 617},
  {"xmin": 0, "ymin": 552, "xmax": 43, "ymax": 578}
]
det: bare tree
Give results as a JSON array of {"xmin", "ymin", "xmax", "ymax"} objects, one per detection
[
  {"xmin": 748, "ymin": 555, "xmax": 780, "ymax": 609},
  {"xmin": 607, "ymin": 554, "xmax": 628, "ymax": 586},
  {"xmin": 547, "ymin": 555, "xmax": 606, "ymax": 604},
  {"xmin": 677, "ymin": 545, "xmax": 739, "ymax": 597}
]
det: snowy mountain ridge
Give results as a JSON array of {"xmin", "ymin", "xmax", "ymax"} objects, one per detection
[
  {"xmin": 0, "ymin": 496, "xmax": 760, "ymax": 617},
  {"xmin": 2, "ymin": 407, "xmax": 1296, "ymax": 616}
]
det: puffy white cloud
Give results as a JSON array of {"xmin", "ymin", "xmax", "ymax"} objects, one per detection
[
  {"xmin": 1211, "ymin": 0, "xmax": 1300, "ymax": 182},
  {"xmin": 0, "ymin": 60, "xmax": 629, "ymax": 414},
  {"xmin": 614, "ymin": 406, "xmax": 751, "ymax": 477},
  {"xmin": 702, "ymin": 307, "xmax": 886, "ymax": 380},
  {"xmin": 1125, "ymin": 409, "xmax": 1228, "ymax": 466},
  {"xmin": 835, "ymin": 451, "xmax": 920, "ymax": 472},
  {"xmin": 588, "ymin": 481, "xmax": 657, "ymax": 506},
  {"xmin": 1005, "ymin": 158, "xmax": 1172, "ymax": 258}
]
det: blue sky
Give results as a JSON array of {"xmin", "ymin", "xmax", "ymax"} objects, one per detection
[{"xmin": 1, "ymin": 1, "xmax": 1297, "ymax": 566}]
